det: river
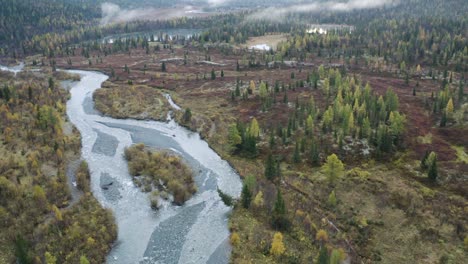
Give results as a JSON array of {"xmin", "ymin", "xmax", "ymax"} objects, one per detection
[
  {"xmin": 66, "ymin": 70, "xmax": 243, "ymax": 264},
  {"xmin": 1, "ymin": 63, "xmax": 242, "ymax": 264}
]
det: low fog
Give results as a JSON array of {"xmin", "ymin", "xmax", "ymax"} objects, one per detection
[
  {"xmin": 247, "ymin": 0, "xmax": 400, "ymax": 21},
  {"xmin": 100, "ymin": 0, "xmax": 400, "ymax": 25}
]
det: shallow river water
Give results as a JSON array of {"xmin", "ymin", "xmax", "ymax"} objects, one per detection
[{"xmin": 64, "ymin": 70, "xmax": 242, "ymax": 264}]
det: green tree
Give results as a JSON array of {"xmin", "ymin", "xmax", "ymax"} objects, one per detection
[
  {"xmin": 259, "ymin": 82, "xmax": 268, "ymax": 99},
  {"xmin": 265, "ymin": 154, "xmax": 277, "ymax": 180},
  {"xmin": 458, "ymin": 81, "xmax": 464, "ymax": 102},
  {"xmin": 328, "ymin": 190, "xmax": 337, "ymax": 208},
  {"xmin": 241, "ymin": 183, "xmax": 252, "ymax": 209},
  {"xmin": 211, "ymin": 69, "xmax": 216, "ymax": 80},
  {"xmin": 183, "ymin": 108, "xmax": 192, "ymax": 123},
  {"xmin": 293, "ymin": 141, "xmax": 301, "ymax": 163},
  {"xmin": 388, "ymin": 111, "xmax": 406, "ymax": 144},
  {"xmin": 330, "ymin": 249, "xmax": 342, "ymax": 264},
  {"xmin": 310, "ymin": 138, "xmax": 320, "ymax": 166},
  {"xmin": 318, "ymin": 246, "xmax": 329, "ymax": 264},
  {"xmin": 45, "ymin": 252, "xmax": 57, "ymax": 264},
  {"xmin": 161, "ymin": 62, "xmax": 166, "ymax": 72},
  {"xmin": 80, "ymin": 256, "xmax": 90, "ymax": 264},
  {"xmin": 427, "ymin": 151, "xmax": 438, "ymax": 182},
  {"xmin": 272, "ymin": 189, "xmax": 289, "ymax": 230},
  {"xmin": 306, "ymin": 115, "xmax": 314, "ymax": 135},
  {"xmin": 322, "ymin": 154, "xmax": 344, "ymax": 184},
  {"xmin": 228, "ymin": 124, "xmax": 242, "ymax": 152}
]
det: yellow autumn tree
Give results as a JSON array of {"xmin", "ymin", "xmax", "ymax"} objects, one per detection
[
  {"xmin": 249, "ymin": 118, "xmax": 260, "ymax": 138},
  {"xmin": 316, "ymin": 229, "xmax": 329, "ymax": 242},
  {"xmin": 322, "ymin": 154, "xmax": 345, "ymax": 183},
  {"xmin": 230, "ymin": 232, "xmax": 240, "ymax": 246},
  {"xmin": 306, "ymin": 115, "xmax": 314, "ymax": 134},
  {"xmin": 253, "ymin": 191, "xmax": 264, "ymax": 208},
  {"xmin": 270, "ymin": 232, "xmax": 286, "ymax": 257},
  {"xmin": 52, "ymin": 205, "xmax": 63, "ymax": 221},
  {"xmin": 45, "ymin": 252, "xmax": 57, "ymax": 264},
  {"xmin": 446, "ymin": 98, "xmax": 454, "ymax": 115},
  {"xmin": 249, "ymin": 80, "xmax": 256, "ymax": 91}
]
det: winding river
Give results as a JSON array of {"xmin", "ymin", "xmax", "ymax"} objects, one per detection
[
  {"xmin": 1, "ymin": 63, "xmax": 242, "ymax": 264},
  {"xmin": 66, "ymin": 70, "xmax": 243, "ymax": 264}
]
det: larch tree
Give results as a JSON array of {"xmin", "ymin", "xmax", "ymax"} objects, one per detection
[
  {"xmin": 328, "ymin": 190, "xmax": 337, "ymax": 208},
  {"xmin": 249, "ymin": 118, "xmax": 260, "ymax": 138},
  {"xmin": 227, "ymin": 124, "xmax": 242, "ymax": 151},
  {"xmin": 270, "ymin": 232, "xmax": 286, "ymax": 257},
  {"xmin": 80, "ymin": 256, "xmax": 90, "ymax": 264},
  {"xmin": 322, "ymin": 154, "xmax": 345, "ymax": 184},
  {"xmin": 446, "ymin": 98, "xmax": 454, "ymax": 115}
]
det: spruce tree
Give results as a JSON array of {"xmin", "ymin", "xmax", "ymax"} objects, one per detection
[
  {"xmin": 241, "ymin": 183, "xmax": 252, "ymax": 209},
  {"xmin": 293, "ymin": 141, "xmax": 301, "ymax": 163},
  {"xmin": 211, "ymin": 69, "xmax": 216, "ymax": 80},
  {"xmin": 265, "ymin": 153, "xmax": 276, "ymax": 180},
  {"xmin": 272, "ymin": 190, "xmax": 289, "ymax": 230},
  {"xmin": 427, "ymin": 152, "xmax": 438, "ymax": 182},
  {"xmin": 318, "ymin": 246, "xmax": 329, "ymax": 264}
]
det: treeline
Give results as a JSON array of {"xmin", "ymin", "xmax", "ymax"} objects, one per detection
[
  {"xmin": 0, "ymin": 71, "xmax": 116, "ymax": 263},
  {"xmin": 0, "ymin": 0, "xmax": 100, "ymax": 52}
]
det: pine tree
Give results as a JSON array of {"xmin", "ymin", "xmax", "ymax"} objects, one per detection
[{"xmin": 161, "ymin": 62, "xmax": 166, "ymax": 72}]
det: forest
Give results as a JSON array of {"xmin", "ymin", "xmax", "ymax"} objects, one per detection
[{"xmin": 0, "ymin": 0, "xmax": 467, "ymax": 263}]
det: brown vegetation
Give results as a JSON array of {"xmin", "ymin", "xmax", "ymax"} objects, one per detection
[
  {"xmin": 124, "ymin": 143, "xmax": 196, "ymax": 206},
  {"xmin": 94, "ymin": 81, "xmax": 170, "ymax": 121}
]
